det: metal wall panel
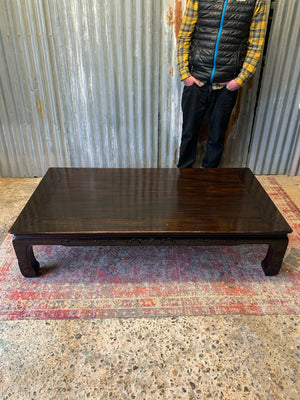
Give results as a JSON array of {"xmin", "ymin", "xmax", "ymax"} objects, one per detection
[
  {"xmin": 248, "ymin": 0, "xmax": 300, "ymax": 174},
  {"xmin": 0, "ymin": 0, "xmax": 165, "ymax": 177},
  {"xmin": 289, "ymin": 125, "xmax": 300, "ymax": 176},
  {"xmin": 0, "ymin": 0, "xmax": 298, "ymax": 177},
  {"xmin": 158, "ymin": 0, "xmax": 183, "ymax": 168}
]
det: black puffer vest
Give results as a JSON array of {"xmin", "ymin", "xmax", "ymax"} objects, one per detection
[{"xmin": 189, "ymin": 0, "xmax": 256, "ymax": 83}]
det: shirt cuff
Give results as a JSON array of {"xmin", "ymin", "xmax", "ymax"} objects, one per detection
[
  {"xmin": 235, "ymin": 76, "xmax": 245, "ymax": 87},
  {"xmin": 179, "ymin": 69, "xmax": 191, "ymax": 81}
]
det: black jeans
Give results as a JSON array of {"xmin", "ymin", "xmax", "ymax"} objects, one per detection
[{"xmin": 177, "ymin": 84, "xmax": 238, "ymax": 168}]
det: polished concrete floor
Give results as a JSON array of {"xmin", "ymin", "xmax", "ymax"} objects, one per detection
[{"xmin": 0, "ymin": 175, "xmax": 299, "ymax": 400}]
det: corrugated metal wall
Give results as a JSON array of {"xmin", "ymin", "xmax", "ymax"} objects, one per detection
[
  {"xmin": 248, "ymin": 0, "xmax": 300, "ymax": 175},
  {"xmin": 0, "ymin": 0, "xmax": 298, "ymax": 177},
  {"xmin": 0, "ymin": 0, "xmax": 167, "ymax": 176},
  {"xmin": 289, "ymin": 126, "xmax": 300, "ymax": 176}
]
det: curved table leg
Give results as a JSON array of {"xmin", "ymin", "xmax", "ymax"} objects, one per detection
[
  {"xmin": 261, "ymin": 237, "xmax": 289, "ymax": 276},
  {"xmin": 12, "ymin": 236, "xmax": 40, "ymax": 278}
]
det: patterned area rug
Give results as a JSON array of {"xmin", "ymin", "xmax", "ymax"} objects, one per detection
[{"xmin": 0, "ymin": 177, "xmax": 299, "ymax": 320}]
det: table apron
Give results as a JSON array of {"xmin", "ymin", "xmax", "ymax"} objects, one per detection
[
  {"xmin": 12, "ymin": 234, "xmax": 288, "ymax": 247},
  {"xmin": 12, "ymin": 234, "xmax": 289, "ymax": 277}
]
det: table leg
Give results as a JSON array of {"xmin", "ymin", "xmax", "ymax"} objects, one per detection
[
  {"xmin": 12, "ymin": 236, "xmax": 40, "ymax": 278},
  {"xmin": 261, "ymin": 237, "xmax": 289, "ymax": 276}
]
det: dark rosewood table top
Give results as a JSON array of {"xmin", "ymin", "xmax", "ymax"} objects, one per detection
[{"xmin": 9, "ymin": 168, "xmax": 292, "ymax": 237}]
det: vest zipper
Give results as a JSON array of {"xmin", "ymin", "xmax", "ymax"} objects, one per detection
[{"xmin": 210, "ymin": 0, "xmax": 229, "ymax": 83}]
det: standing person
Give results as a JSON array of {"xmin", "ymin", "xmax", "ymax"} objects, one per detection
[{"xmin": 177, "ymin": 0, "xmax": 267, "ymax": 168}]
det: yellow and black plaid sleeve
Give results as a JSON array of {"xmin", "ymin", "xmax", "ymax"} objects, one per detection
[
  {"xmin": 235, "ymin": 0, "xmax": 268, "ymax": 86},
  {"xmin": 176, "ymin": 0, "xmax": 199, "ymax": 81}
]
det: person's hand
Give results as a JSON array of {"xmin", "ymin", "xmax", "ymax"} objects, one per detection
[
  {"xmin": 183, "ymin": 76, "xmax": 202, "ymax": 87},
  {"xmin": 221, "ymin": 79, "xmax": 241, "ymax": 91}
]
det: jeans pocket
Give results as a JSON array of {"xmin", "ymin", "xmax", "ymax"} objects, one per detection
[{"xmin": 225, "ymin": 86, "xmax": 238, "ymax": 94}]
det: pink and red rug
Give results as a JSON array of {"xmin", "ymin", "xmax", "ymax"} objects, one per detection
[{"xmin": 0, "ymin": 177, "xmax": 299, "ymax": 320}]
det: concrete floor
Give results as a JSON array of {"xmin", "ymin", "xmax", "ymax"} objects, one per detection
[{"xmin": 0, "ymin": 175, "xmax": 299, "ymax": 399}]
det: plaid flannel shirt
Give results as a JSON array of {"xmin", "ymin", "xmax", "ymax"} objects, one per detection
[{"xmin": 177, "ymin": 0, "xmax": 268, "ymax": 89}]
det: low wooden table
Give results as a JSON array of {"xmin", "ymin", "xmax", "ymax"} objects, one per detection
[{"xmin": 9, "ymin": 168, "xmax": 292, "ymax": 277}]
